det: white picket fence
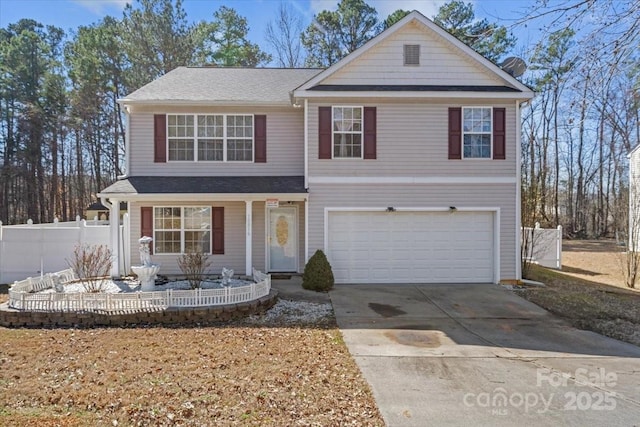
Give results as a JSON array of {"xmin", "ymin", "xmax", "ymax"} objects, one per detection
[
  {"xmin": 9, "ymin": 268, "xmax": 271, "ymax": 312},
  {"xmin": 0, "ymin": 215, "xmax": 130, "ymax": 284},
  {"xmin": 522, "ymin": 224, "xmax": 562, "ymax": 269}
]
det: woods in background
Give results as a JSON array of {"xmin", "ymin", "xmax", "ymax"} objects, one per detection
[{"xmin": 0, "ymin": 0, "xmax": 638, "ymax": 241}]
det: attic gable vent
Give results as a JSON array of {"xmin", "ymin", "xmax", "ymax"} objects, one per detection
[{"xmin": 403, "ymin": 44, "xmax": 420, "ymax": 66}]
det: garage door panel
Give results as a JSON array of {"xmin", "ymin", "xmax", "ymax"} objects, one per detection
[{"xmin": 327, "ymin": 211, "xmax": 494, "ymax": 284}]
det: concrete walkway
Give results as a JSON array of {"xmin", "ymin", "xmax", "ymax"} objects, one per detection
[{"xmin": 330, "ymin": 284, "xmax": 640, "ymax": 426}]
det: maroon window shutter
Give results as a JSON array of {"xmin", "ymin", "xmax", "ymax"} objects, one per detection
[
  {"xmin": 318, "ymin": 106, "xmax": 332, "ymax": 159},
  {"xmin": 212, "ymin": 207, "xmax": 224, "ymax": 255},
  {"xmin": 141, "ymin": 207, "xmax": 153, "ymax": 254},
  {"xmin": 363, "ymin": 107, "xmax": 377, "ymax": 159},
  {"xmin": 254, "ymin": 115, "xmax": 267, "ymax": 163},
  {"xmin": 448, "ymin": 108, "xmax": 462, "ymax": 160},
  {"xmin": 154, "ymin": 114, "xmax": 167, "ymax": 163},
  {"xmin": 493, "ymin": 108, "xmax": 506, "ymax": 160}
]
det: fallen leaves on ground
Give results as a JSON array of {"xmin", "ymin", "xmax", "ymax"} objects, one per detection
[
  {"xmin": 0, "ymin": 312, "xmax": 383, "ymax": 426},
  {"xmin": 518, "ymin": 265, "xmax": 640, "ymax": 347}
]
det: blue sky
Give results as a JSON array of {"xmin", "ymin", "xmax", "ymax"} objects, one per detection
[{"xmin": 0, "ymin": 0, "xmax": 544, "ymax": 58}]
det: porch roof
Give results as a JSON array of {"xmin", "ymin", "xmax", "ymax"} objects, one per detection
[{"xmin": 99, "ymin": 176, "xmax": 307, "ymax": 201}]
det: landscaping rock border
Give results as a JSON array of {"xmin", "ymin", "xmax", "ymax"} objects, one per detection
[{"xmin": 0, "ymin": 290, "xmax": 278, "ymax": 328}]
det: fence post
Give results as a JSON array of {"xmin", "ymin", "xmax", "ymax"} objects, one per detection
[
  {"xmin": 79, "ymin": 218, "xmax": 86, "ymax": 247},
  {"xmin": 40, "ymin": 223, "xmax": 45, "ymax": 277},
  {"xmin": 557, "ymin": 225, "xmax": 563, "ymax": 269},
  {"xmin": 0, "ymin": 220, "xmax": 3, "ymax": 284}
]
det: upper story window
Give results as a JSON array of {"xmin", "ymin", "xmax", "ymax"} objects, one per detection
[
  {"xmin": 167, "ymin": 114, "xmax": 253, "ymax": 162},
  {"xmin": 462, "ymin": 107, "xmax": 492, "ymax": 158},
  {"xmin": 332, "ymin": 106, "xmax": 363, "ymax": 158},
  {"xmin": 403, "ymin": 44, "xmax": 420, "ymax": 66}
]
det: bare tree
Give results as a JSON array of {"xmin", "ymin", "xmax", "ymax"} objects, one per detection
[{"xmin": 265, "ymin": 2, "xmax": 305, "ymax": 67}]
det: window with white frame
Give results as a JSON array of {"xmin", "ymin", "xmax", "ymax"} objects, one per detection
[
  {"xmin": 154, "ymin": 207, "xmax": 211, "ymax": 254},
  {"xmin": 462, "ymin": 107, "xmax": 492, "ymax": 158},
  {"xmin": 332, "ymin": 106, "xmax": 362, "ymax": 158},
  {"xmin": 167, "ymin": 114, "xmax": 253, "ymax": 162}
]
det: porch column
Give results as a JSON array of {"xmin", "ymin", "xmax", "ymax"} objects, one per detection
[
  {"xmin": 102, "ymin": 197, "xmax": 120, "ymax": 278},
  {"xmin": 245, "ymin": 200, "xmax": 253, "ymax": 276}
]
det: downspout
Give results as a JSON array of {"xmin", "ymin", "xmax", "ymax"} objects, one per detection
[
  {"xmin": 117, "ymin": 104, "xmax": 131, "ymax": 179},
  {"xmin": 304, "ymin": 98, "xmax": 309, "ymax": 189},
  {"xmin": 101, "ymin": 196, "xmax": 120, "ymax": 278},
  {"xmin": 515, "ymin": 99, "xmax": 530, "ymax": 281},
  {"xmin": 304, "ymin": 99, "xmax": 310, "ymax": 267}
]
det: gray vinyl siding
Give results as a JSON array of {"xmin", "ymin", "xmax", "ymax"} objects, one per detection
[
  {"xmin": 308, "ymin": 99, "xmax": 517, "ymax": 178},
  {"xmin": 323, "ymin": 21, "xmax": 503, "ymax": 86},
  {"xmin": 307, "ymin": 183, "xmax": 517, "ymax": 281},
  {"xmin": 128, "ymin": 105, "xmax": 303, "ymax": 176},
  {"xmin": 128, "ymin": 200, "xmax": 305, "ymax": 276}
]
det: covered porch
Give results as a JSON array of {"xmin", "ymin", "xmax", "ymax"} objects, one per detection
[{"xmin": 98, "ymin": 176, "xmax": 308, "ymax": 277}]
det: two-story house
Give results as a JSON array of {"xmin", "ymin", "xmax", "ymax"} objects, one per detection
[{"xmin": 99, "ymin": 11, "xmax": 533, "ymax": 284}]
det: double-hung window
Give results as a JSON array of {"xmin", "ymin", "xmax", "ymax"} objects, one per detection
[
  {"xmin": 154, "ymin": 207, "xmax": 211, "ymax": 254},
  {"xmin": 167, "ymin": 114, "xmax": 253, "ymax": 162},
  {"xmin": 462, "ymin": 107, "xmax": 492, "ymax": 158},
  {"xmin": 332, "ymin": 106, "xmax": 363, "ymax": 158}
]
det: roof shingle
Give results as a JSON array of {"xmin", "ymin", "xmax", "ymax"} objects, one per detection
[
  {"xmin": 122, "ymin": 67, "xmax": 321, "ymax": 104},
  {"xmin": 100, "ymin": 176, "xmax": 307, "ymax": 195}
]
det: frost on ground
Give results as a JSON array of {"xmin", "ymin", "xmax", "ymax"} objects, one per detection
[{"xmin": 245, "ymin": 299, "xmax": 334, "ymax": 326}]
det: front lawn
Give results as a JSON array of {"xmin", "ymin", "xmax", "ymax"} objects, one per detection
[
  {"xmin": 517, "ymin": 265, "xmax": 640, "ymax": 346},
  {"xmin": 0, "ymin": 304, "xmax": 383, "ymax": 426}
]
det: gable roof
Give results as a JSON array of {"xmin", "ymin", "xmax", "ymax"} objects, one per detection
[
  {"xmin": 120, "ymin": 67, "xmax": 321, "ymax": 106},
  {"xmin": 293, "ymin": 10, "xmax": 533, "ymax": 99}
]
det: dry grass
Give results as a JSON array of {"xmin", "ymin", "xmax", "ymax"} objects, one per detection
[
  {"xmin": 561, "ymin": 239, "xmax": 633, "ymax": 290},
  {"xmin": 518, "ymin": 265, "xmax": 640, "ymax": 346},
  {"xmin": 0, "ymin": 322, "xmax": 383, "ymax": 426}
]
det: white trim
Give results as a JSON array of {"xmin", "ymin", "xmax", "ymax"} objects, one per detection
[
  {"xmin": 101, "ymin": 197, "xmax": 120, "ymax": 278},
  {"xmin": 119, "ymin": 99, "xmax": 293, "ymax": 107},
  {"xmin": 97, "ymin": 193, "xmax": 308, "ymax": 202},
  {"xmin": 152, "ymin": 206, "xmax": 212, "ymax": 255},
  {"xmin": 304, "ymin": 198, "xmax": 309, "ymax": 265},
  {"xmin": 296, "ymin": 91, "xmax": 532, "ymax": 100},
  {"xmin": 461, "ymin": 106, "xmax": 493, "ymax": 159},
  {"xmin": 245, "ymin": 200, "xmax": 253, "ymax": 276},
  {"xmin": 117, "ymin": 107, "xmax": 130, "ymax": 179},
  {"xmin": 304, "ymin": 99, "xmax": 309, "ymax": 189},
  {"xmin": 294, "ymin": 12, "xmax": 532, "ymax": 97},
  {"xmin": 266, "ymin": 206, "xmax": 299, "ymax": 273},
  {"xmin": 515, "ymin": 100, "xmax": 522, "ymax": 280},
  {"xmin": 323, "ymin": 207, "xmax": 501, "ymax": 284},
  {"xmin": 308, "ymin": 176, "xmax": 516, "ymax": 185},
  {"xmin": 166, "ymin": 113, "xmax": 254, "ymax": 163},
  {"xmin": 331, "ymin": 106, "xmax": 364, "ymax": 160}
]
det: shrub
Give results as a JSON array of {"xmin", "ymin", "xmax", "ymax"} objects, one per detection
[
  {"xmin": 67, "ymin": 244, "xmax": 113, "ymax": 292},
  {"xmin": 302, "ymin": 250, "xmax": 335, "ymax": 292},
  {"xmin": 178, "ymin": 252, "xmax": 212, "ymax": 289}
]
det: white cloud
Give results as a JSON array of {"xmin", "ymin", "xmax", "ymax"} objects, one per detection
[{"xmin": 72, "ymin": 0, "xmax": 129, "ymax": 16}]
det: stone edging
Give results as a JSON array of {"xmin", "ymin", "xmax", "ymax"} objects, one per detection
[{"xmin": 0, "ymin": 290, "xmax": 278, "ymax": 328}]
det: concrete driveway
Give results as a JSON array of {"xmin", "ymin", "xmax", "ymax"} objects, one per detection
[{"xmin": 330, "ymin": 284, "xmax": 640, "ymax": 426}]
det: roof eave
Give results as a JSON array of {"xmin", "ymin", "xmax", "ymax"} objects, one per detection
[
  {"xmin": 97, "ymin": 192, "xmax": 309, "ymax": 202},
  {"xmin": 292, "ymin": 90, "xmax": 534, "ymax": 100},
  {"xmin": 117, "ymin": 99, "xmax": 295, "ymax": 107}
]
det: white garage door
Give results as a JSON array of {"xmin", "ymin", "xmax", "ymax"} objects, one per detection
[{"xmin": 327, "ymin": 211, "xmax": 495, "ymax": 284}]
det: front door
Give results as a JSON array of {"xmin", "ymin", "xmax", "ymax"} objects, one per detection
[{"xmin": 268, "ymin": 207, "xmax": 297, "ymax": 272}]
